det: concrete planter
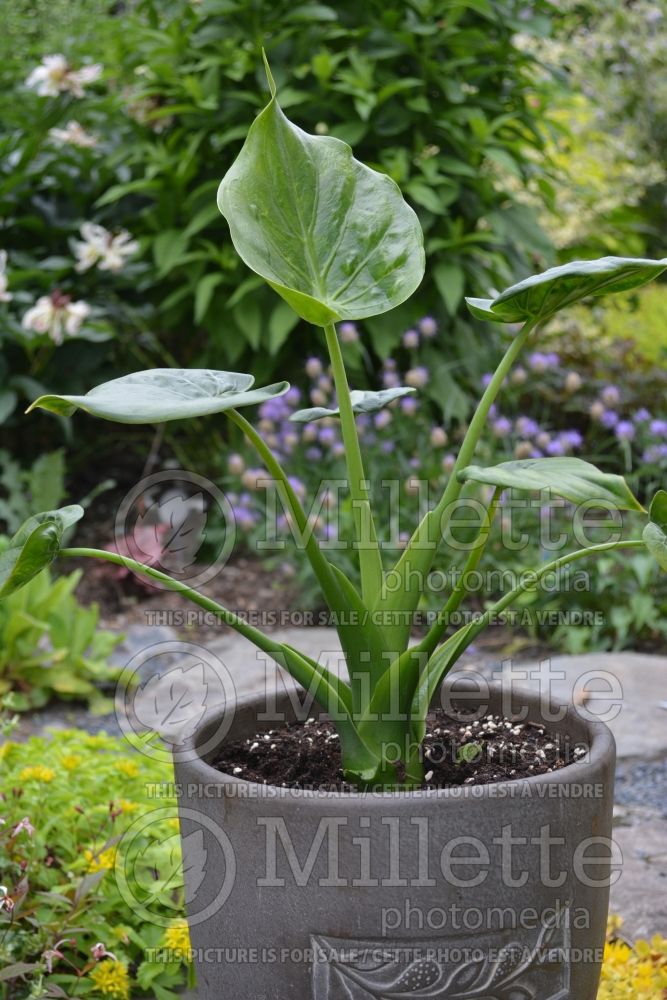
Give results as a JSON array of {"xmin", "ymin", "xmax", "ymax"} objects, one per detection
[{"xmin": 175, "ymin": 681, "xmax": 615, "ymax": 999}]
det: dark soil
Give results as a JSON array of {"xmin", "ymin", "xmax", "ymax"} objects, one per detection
[{"xmin": 211, "ymin": 708, "xmax": 585, "ymax": 791}]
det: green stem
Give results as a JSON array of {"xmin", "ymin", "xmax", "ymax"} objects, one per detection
[
  {"xmin": 420, "ymin": 486, "xmax": 502, "ymax": 657},
  {"xmin": 226, "ymin": 407, "xmax": 343, "ymax": 613},
  {"xmin": 382, "ymin": 318, "xmax": 538, "ymax": 599},
  {"xmin": 442, "ymin": 538, "xmax": 647, "ymax": 665},
  {"xmin": 411, "ymin": 537, "xmax": 647, "ymax": 730},
  {"xmin": 323, "ymin": 320, "xmax": 383, "ymax": 606},
  {"xmin": 60, "ymin": 547, "xmax": 287, "ymax": 659}
]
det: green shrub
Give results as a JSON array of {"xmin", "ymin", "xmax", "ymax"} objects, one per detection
[
  {"xmin": 0, "ymin": 561, "xmax": 122, "ymax": 711},
  {"xmin": 598, "ymin": 284, "xmax": 667, "ymax": 365},
  {"xmin": 1, "ymin": 0, "xmax": 562, "ymax": 431},
  {"xmin": 0, "ymin": 449, "xmax": 66, "ymax": 535}
]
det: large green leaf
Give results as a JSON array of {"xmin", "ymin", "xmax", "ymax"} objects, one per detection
[
  {"xmin": 290, "ymin": 387, "xmax": 415, "ymax": 423},
  {"xmin": 465, "ymin": 256, "xmax": 667, "ymax": 324},
  {"xmin": 458, "ymin": 458, "xmax": 644, "ymax": 511},
  {"xmin": 0, "ymin": 505, "xmax": 84, "ymax": 598},
  {"xmin": 643, "ymin": 490, "xmax": 667, "ymax": 571},
  {"xmin": 27, "ymin": 370, "xmax": 289, "ymax": 424},
  {"xmin": 217, "ymin": 58, "xmax": 425, "ymax": 326}
]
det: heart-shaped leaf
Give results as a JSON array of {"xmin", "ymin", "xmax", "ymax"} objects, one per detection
[
  {"xmin": 466, "ymin": 256, "xmax": 667, "ymax": 324},
  {"xmin": 0, "ymin": 505, "xmax": 84, "ymax": 598},
  {"xmin": 458, "ymin": 458, "xmax": 644, "ymax": 511},
  {"xmin": 27, "ymin": 369, "xmax": 289, "ymax": 424},
  {"xmin": 290, "ymin": 386, "xmax": 415, "ymax": 423},
  {"xmin": 217, "ymin": 57, "xmax": 425, "ymax": 325},
  {"xmin": 643, "ymin": 490, "xmax": 667, "ymax": 571}
]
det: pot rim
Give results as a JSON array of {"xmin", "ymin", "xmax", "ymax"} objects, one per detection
[{"xmin": 177, "ymin": 680, "xmax": 616, "ymax": 803}]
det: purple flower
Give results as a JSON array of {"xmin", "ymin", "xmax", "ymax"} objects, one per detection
[
  {"xmin": 381, "ymin": 440, "xmax": 394, "ymax": 453},
  {"xmin": 600, "ymin": 410, "xmax": 619, "ymax": 430},
  {"xmin": 560, "ymin": 429, "xmax": 583, "ymax": 449},
  {"xmin": 374, "ymin": 410, "xmax": 392, "ymax": 430},
  {"xmin": 418, "ymin": 316, "xmax": 438, "ymax": 338},
  {"xmin": 338, "ymin": 322, "xmax": 358, "ymax": 343},
  {"xmin": 332, "ymin": 441, "xmax": 345, "ymax": 457},
  {"xmin": 304, "ymin": 446, "xmax": 322, "ymax": 461},
  {"xmin": 383, "ymin": 371, "xmax": 400, "ymax": 389},
  {"xmin": 515, "ymin": 416, "xmax": 539, "ymax": 438},
  {"xmin": 259, "ymin": 397, "xmax": 289, "ymax": 421},
  {"xmin": 528, "ymin": 351, "xmax": 559, "ymax": 372},
  {"xmin": 237, "ymin": 509, "xmax": 258, "ymax": 529},
  {"xmin": 492, "ymin": 416, "xmax": 512, "ymax": 438},
  {"xmin": 400, "ymin": 396, "xmax": 418, "ymax": 415},
  {"xmin": 600, "ymin": 385, "xmax": 620, "ymax": 406},
  {"xmin": 318, "ymin": 426, "xmax": 337, "ymax": 446},
  {"xmin": 643, "ymin": 444, "xmax": 667, "ymax": 463},
  {"xmin": 402, "ymin": 329, "xmax": 419, "ymax": 349},
  {"xmin": 481, "ymin": 373, "xmax": 493, "ymax": 389},
  {"xmin": 305, "ymin": 357, "xmax": 322, "ymax": 379},
  {"xmin": 650, "ymin": 419, "xmax": 667, "ymax": 437},
  {"xmin": 634, "ymin": 408, "xmax": 651, "ymax": 422},
  {"xmin": 288, "ymin": 475, "xmax": 306, "ymax": 497},
  {"xmin": 615, "ymin": 420, "xmax": 635, "ymax": 442},
  {"xmin": 405, "ymin": 366, "xmax": 429, "ymax": 388},
  {"xmin": 546, "ymin": 439, "xmax": 566, "ymax": 456},
  {"xmin": 383, "ymin": 357, "xmax": 397, "ymax": 370}
]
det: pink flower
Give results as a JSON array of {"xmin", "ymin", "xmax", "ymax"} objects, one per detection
[
  {"xmin": 12, "ymin": 816, "xmax": 35, "ymax": 838},
  {"xmin": 91, "ymin": 941, "xmax": 118, "ymax": 961}
]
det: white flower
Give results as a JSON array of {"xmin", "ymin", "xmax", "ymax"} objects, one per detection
[
  {"xmin": 48, "ymin": 120, "xmax": 98, "ymax": 148},
  {"xmin": 0, "ymin": 251, "xmax": 12, "ymax": 302},
  {"xmin": 26, "ymin": 55, "xmax": 102, "ymax": 98},
  {"xmin": 73, "ymin": 222, "xmax": 139, "ymax": 273},
  {"xmin": 22, "ymin": 291, "xmax": 91, "ymax": 345}
]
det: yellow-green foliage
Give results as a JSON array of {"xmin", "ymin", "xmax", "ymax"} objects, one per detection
[
  {"xmin": 0, "ymin": 729, "xmax": 190, "ymax": 999},
  {"xmin": 599, "ymin": 916, "xmax": 667, "ymax": 999},
  {"xmin": 601, "ymin": 284, "xmax": 667, "ymax": 364}
]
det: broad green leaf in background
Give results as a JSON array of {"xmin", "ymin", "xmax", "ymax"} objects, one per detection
[
  {"xmin": 217, "ymin": 57, "xmax": 425, "ymax": 326},
  {"xmin": 0, "ymin": 505, "xmax": 84, "ymax": 598},
  {"xmin": 27, "ymin": 370, "xmax": 289, "ymax": 424},
  {"xmin": 643, "ymin": 490, "xmax": 667, "ymax": 571},
  {"xmin": 648, "ymin": 490, "xmax": 667, "ymax": 531},
  {"xmin": 458, "ymin": 457, "xmax": 644, "ymax": 511},
  {"xmin": 466, "ymin": 256, "xmax": 667, "ymax": 324},
  {"xmin": 290, "ymin": 386, "xmax": 415, "ymax": 423}
]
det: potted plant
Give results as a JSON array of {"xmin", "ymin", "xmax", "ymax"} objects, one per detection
[{"xmin": 3, "ymin": 59, "xmax": 667, "ymax": 998}]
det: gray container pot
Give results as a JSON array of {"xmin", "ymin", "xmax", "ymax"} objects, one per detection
[{"xmin": 174, "ymin": 680, "xmax": 615, "ymax": 999}]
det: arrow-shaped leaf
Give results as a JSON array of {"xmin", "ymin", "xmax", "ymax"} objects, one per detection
[
  {"xmin": 27, "ymin": 369, "xmax": 289, "ymax": 424},
  {"xmin": 217, "ymin": 56, "xmax": 425, "ymax": 325},
  {"xmin": 290, "ymin": 387, "xmax": 415, "ymax": 423},
  {"xmin": 465, "ymin": 256, "xmax": 667, "ymax": 324},
  {"xmin": 458, "ymin": 457, "xmax": 643, "ymax": 511}
]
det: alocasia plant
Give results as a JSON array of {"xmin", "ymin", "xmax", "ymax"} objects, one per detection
[{"xmin": 4, "ymin": 60, "xmax": 667, "ymax": 788}]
